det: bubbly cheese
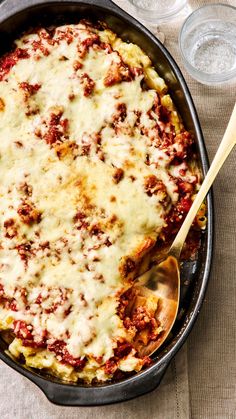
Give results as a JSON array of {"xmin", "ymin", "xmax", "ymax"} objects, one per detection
[{"xmin": 0, "ymin": 21, "xmax": 200, "ymax": 383}]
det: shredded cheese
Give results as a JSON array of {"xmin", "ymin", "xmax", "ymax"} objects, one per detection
[{"xmin": 0, "ymin": 21, "xmax": 201, "ymax": 383}]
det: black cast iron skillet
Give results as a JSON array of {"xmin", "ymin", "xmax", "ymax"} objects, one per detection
[{"xmin": 0, "ymin": 0, "xmax": 213, "ymax": 406}]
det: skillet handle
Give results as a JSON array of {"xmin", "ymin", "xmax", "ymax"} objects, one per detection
[{"xmin": 27, "ymin": 361, "xmax": 170, "ymax": 405}]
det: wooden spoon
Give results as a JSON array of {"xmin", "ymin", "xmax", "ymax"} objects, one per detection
[{"xmin": 135, "ymin": 103, "xmax": 236, "ymax": 357}]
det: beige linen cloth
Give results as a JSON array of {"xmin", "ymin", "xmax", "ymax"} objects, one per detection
[{"xmin": 0, "ymin": 0, "xmax": 235, "ymax": 418}]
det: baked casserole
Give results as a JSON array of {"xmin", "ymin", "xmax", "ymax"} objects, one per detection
[{"xmin": 0, "ymin": 20, "xmax": 205, "ymax": 383}]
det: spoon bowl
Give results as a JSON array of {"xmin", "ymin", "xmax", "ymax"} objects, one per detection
[{"xmin": 134, "ymin": 256, "xmax": 179, "ymax": 357}]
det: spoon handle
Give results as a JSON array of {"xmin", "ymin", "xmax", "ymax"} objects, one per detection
[{"xmin": 170, "ymin": 102, "xmax": 236, "ymax": 258}]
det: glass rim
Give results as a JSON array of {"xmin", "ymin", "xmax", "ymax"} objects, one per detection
[
  {"xmin": 128, "ymin": 0, "xmax": 188, "ymax": 19},
  {"xmin": 179, "ymin": 3, "xmax": 236, "ymax": 83}
]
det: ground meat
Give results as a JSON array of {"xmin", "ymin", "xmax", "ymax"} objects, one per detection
[
  {"xmin": 79, "ymin": 73, "xmax": 95, "ymax": 97},
  {"xmin": 17, "ymin": 202, "xmax": 41, "ymax": 225},
  {"xmin": 89, "ymin": 223, "xmax": 103, "ymax": 236},
  {"xmin": 19, "ymin": 82, "xmax": 41, "ymax": 96},
  {"xmin": 15, "ymin": 242, "xmax": 35, "ymax": 266},
  {"xmin": 177, "ymin": 180, "xmax": 194, "ymax": 194},
  {"xmin": 104, "ymin": 237, "xmax": 112, "ymax": 247},
  {"xmin": 144, "ymin": 175, "xmax": 167, "ymax": 197},
  {"xmin": 118, "ymin": 289, "xmax": 161, "ymax": 344},
  {"xmin": 104, "ymin": 61, "xmax": 132, "ymax": 87},
  {"xmin": 44, "ymin": 124, "xmax": 61, "ymax": 145},
  {"xmin": 48, "ymin": 339, "xmax": 86, "ymax": 369},
  {"xmin": 32, "ymin": 40, "xmax": 49, "ymax": 56},
  {"xmin": 54, "ymin": 27, "xmax": 74, "ymax": 45},
  {"xmin": 4, "ymin": 218, "xmax": 18, "ymax": 239},
  {"xmin": 42, "ymin": 107, "xmax": 68, "ymax": 146},
  {"xmin": 131, "ymin": 306, "xmax": 152, "ymax": 331},
  {"xmin": 113, "ymin": 168, "xmax": 124, "ymax": 184},
  {"xmin": 117, "ymin": 288, "xmax": 133, "ymax": 319},
  {"xmin": 0, "ymin": 48, "xmax": 29, "ymax": 81},
  {"xmin": 114, "ymin": 342, "xmax": 133, "ymax": 358},
  {"xmin": 113, "ymin": 103, "xmax": 127, "ymax": 123},
  {"xmin": 77, "ymin": 34, "xmax": 100, "ymax": 58}
]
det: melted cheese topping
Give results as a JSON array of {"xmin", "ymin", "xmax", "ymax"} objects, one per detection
[{"xmin": 0, "ymin": 21, "xmax": 200, "ymax": 383}]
